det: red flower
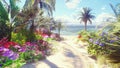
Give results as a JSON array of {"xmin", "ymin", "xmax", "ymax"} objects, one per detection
[
  {"xmin": 38, "ymin": 40, "xmax": 44, "ymax": 44},
  {"xmin": 4, "ymin": 43, "xmax": 10, "ymax": 48},
  {"xmin": 78, "ymin": 35, "xmax": 82, "ymax": 38},
  {"xmin": 41, "ymin": 34, "xmax": 49, "ymax": 38},
  {"xmin": 0, "ymin": 37, "xmax": 8, "ymax": 46},
  {"xmin": 4, "ymin": 41, "xmax": 17, "ymax": 48},
  {"xmin": 9, "ymin": 42, "xmax": 17, "ymax": 46}
]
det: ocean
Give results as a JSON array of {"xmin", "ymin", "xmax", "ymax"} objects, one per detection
[{"xmin": 52, "ymin": 25, "xmax": 96, "ymax": 35}]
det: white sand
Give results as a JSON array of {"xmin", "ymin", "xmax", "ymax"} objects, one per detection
[{"xmin": 22, "ymin": 35, "xmax": 97, "ymax": 68}]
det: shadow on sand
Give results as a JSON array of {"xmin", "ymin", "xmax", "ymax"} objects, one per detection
[{"xmin": 21, "ymin": 59, "xmax": 58, "ymax": 68}]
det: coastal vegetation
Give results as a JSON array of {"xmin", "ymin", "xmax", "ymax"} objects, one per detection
[
  {"xmin": 0, "ymin": 0, "xmax": 120, "ymax": 68},
  {"xmin": 77, "ymin": 3, "xmax": 120, "ymax": 68}
]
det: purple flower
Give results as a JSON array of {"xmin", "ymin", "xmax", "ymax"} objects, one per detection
[
  {"xmin": 25, "ymin": 42, "xmax": 37, "ymax": 46},
  {"xmin": 25, "ymin": 42, "xmax": 31, "ymax": 46},
  {"xmin": 94, "ymin": 40, "xmax": 100, "ymax": 45},
  {"xmin": 100, "ymin": 32, "xmax": 106, "ymax": 36},
  {"xmin": 13, "ymin": 45, "xmax": 21, "ymax": 49},
  {"xmin": 2, "ymin": 50, "xmax": 14, "ymax": 57},
  {"xmin": 89, "ymin": 38, "xmax": 93, "ymax": 42},
  {"xmin": 0, "ymin": 47, "xmax": 9, "ymax": 51},
  {"xmin": 99, "ymin": 43, "xmax": 104, "ymax": 46},
  {"xmin": 116, "ymin": 37, "xmax": 120, "ymax": 40},
  {"xmin": 9, "ymin": 53, "xmax": 19, "ymax": 60},
  {"xmin": 110, "ymin": 40, "xmax": 114, "ymax": 43},
  {"xmin": 0, "ymin": 47, "xmax": 4, "ymax": 51},
  {"xmin": 18, "ymin": 47, "xmax": 26, "ymax": 52},
  {"xmin": 0, "ymin": 64, "xmax": 2, "ymax": 67}
]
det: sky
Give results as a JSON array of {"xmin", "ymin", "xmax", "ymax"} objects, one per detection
[
  {"xmin": 53, "ymin": 0, "xmax": 119, "ymax": 25},
  {"xmin": 16, "ymin": 0, "xmax": 120, "ymax": 25}
]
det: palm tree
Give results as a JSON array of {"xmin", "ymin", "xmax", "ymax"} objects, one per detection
[
  {"xmin": 78, "ymin": 7, "xmax": 95, "ymax": 31},
  {"xmin": 57, "ymin": 22, "xmax": 62, "ymax": 36},
  {"xmin": 0, "ymin": 0, "xmax": 19, "ymax": 40},
  {"xmin": 0, "ymin": 0, "xmax": 56, "ymax": 40}
]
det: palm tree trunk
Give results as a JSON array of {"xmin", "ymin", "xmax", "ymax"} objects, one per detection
[
  {"xmin": 58, "ymin": 28, "xmax": 60, "ymax": 36},
  {"xmin": 85, "ymin": 22, "xmax": 87, "ymax": 31}
]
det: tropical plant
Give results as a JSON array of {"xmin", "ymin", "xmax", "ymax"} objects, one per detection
[
  {"xmin": 0, "ymin": 0, "xmax": 56, "ymax": 41},
  {"xmin": 0, "ymin": 0, "xmax": 19, "ymax": 40},
  {"xmin": 110, "ymin": 3, "xmax": 120, "ymax": 20},
  {"xmin": 78, "ymin": 7, "xmax": 95, "ymax": 31}
]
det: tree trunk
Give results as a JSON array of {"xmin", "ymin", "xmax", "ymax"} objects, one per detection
[
  {"xmin": 85, "ymin": 22, "xmax": 87, "ymax": 31},
  {"xmin": 58, "ymin": 28, "xmax": 60, "ymax": 36}
]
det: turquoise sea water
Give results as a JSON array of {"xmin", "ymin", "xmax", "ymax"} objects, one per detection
[{"xmin": 52, "ymin": 25, "xmax": 96, "ymax": 35}]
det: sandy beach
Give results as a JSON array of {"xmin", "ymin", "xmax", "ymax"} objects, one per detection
[{"xmin": 21, "ymin": 35, "xmax": 97, "ymax": 68}]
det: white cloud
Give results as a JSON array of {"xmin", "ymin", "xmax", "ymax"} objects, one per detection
[
  {"xmin": 65, "ymin": 0, "xmax": 81, "ymax": 9},
  {"xmin": 95, "ymin": 13, "xmax": 116, "ymax": 25},
  {"xmin": 101, "ymin": 6, "xmax": 106, "ymax": 10},
  {"xmin": 101, "ymin": 7, "xmax": 106, "ymax": 10},
  {"xmin": 54, "ymin": 15, "xmax": 80, "ymax": 25}
]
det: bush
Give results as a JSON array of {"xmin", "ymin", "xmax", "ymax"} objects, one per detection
[{"xmin": 87, "ymin": 20, "xmax": 120, "ymax": 68}]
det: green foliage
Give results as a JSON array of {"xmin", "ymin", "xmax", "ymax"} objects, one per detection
[
  {"xmin": 78, "ymin": 30, "xmax": 91, "ymax": 42},
  {"xmin": 0, "ymin": 1, "xmax": 8, "ymax": 21},
  {"xmin": 10, "ymin": 0, "xmax": 19, "ymax": 18},
  {"xmin": 11, "ymin": 32, "xmax": 26, "ymax": 44},
  {"xmin": 23, "ymin": 30, "xmax": 37, "ymax": 42},
  {"xmin": 87, "ymin": 17, "xmax": 120, "ymax": 68},
  {"xmin": 21, "ymin": 51, "xmax": 43, "ymax": 63}
]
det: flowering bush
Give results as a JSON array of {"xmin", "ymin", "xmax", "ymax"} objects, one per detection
[
  {"xmin": 0, "ymin": 35, "xmax": 51, "ymax": 67},
  {"xmin": 77, "ymin": 31, "xmax": 90, "ymax": 42},
  {"xmin": 88, "ymin": 31, "xmax": 119, "ymax": 55}
]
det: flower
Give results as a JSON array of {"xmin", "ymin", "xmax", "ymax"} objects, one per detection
[
  {"xmin": 25, "ymin": 42, "xmax": 31, "ymax": 46},
  {"xmin": 2, "ymin": 50, "xmax": 14, "ymax": 57},
  {"xmin": 9, "ymin": 41, "xmax": 17, "ymax": 46},
  {"xmin": 99, "ymin": 43, "xmax": 104, "ymax": 46},
  {"xmin": 38, "ymin": 40, "xmax": 44, "ymax": 44},
  {"xmin": 0, "ymin": 47, "xmax": 4, "ymax": 51},
  {"xmin": 78, "ymin": 35, "xmax": 82, "ymax": 38},
  {"xmin": 13, "ymin": 45, "xmax": 21, "ymax": 49},
  {"xmin": 9, "ymin": 53, "xmax": 19, "ymax": 60},
  {"xmin": 0, "ymin": 64, "xmax": 2, "ymax": 67},
  {"xmin": 109, "ymin": 40, "xmax": 115, "ymax": 43},
  {"xmin": 0, "ymin": 37, "xmax": 8, "ymax": 46},
  {"xmin": 42, "ymin": 41, "xmax": 48, "ymax": 46},
  {"xmin": 18, "ymin": 47, "xmax": 26, "ymax": 52},
  {"xmin": 4, "ymin": 43, "xmax": 10, "ymax": 48},
  {"xmin": 100, "ymin": 32, "xmax": 106, "ymax": 36},
  {"xmin": 116, "ymin": 37, "xmax": 120, "ymax": 40},
  {"xmin": 3, "ymin": 41, "xmax": 17, "ymax": 48},
  {"xmin": 89, "ymin": 38, "xmax": 93, "ymax": 42},
  {"xmin": 94, "ymin": 40, "xmax": 100, "ymax": 45},
  {"xmin": 0, "ymin": 47, "xmax": 9, "ymax": 52}
]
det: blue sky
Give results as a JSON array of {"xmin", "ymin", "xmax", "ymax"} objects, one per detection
[
  {"xmin": 16, "ymin": 0, "xmax": 119, "ymax": 25},
  {"xmin": 53, "ymin": 0, "xmax": 119, "ymax": 25},
  {"xmin": 54, "ymin": 0, "xmax": 119, "ymax": 16}
]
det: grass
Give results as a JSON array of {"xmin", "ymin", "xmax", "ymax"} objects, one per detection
[{"xmin": 97, "ymin": 55, "xmax": 120, "ymax": 68}]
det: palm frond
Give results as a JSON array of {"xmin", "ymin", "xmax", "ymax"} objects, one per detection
[
  {"xmin": 23, "ymin": 0, "xmax": 34, "ymax": 9},
  {"xmin": 9, "ymin": 0, "xmax": 19, "ymax": 18},
  {"xmin": 110, "ymin": 3, "xmax": 118, "ymax": 17},
  {"xmin": 0, "ymin": 1, "xmax": 8, "ymax": 21}
]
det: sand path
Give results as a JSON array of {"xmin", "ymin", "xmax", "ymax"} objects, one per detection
[{"xmin": 22, "ymin": 36, "xmax": 97, "ymax": 68}]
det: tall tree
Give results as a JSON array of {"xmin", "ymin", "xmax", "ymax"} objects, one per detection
[{"xmin": 78, "ymin": 7, "xmax": 95, "ymax": 31}]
